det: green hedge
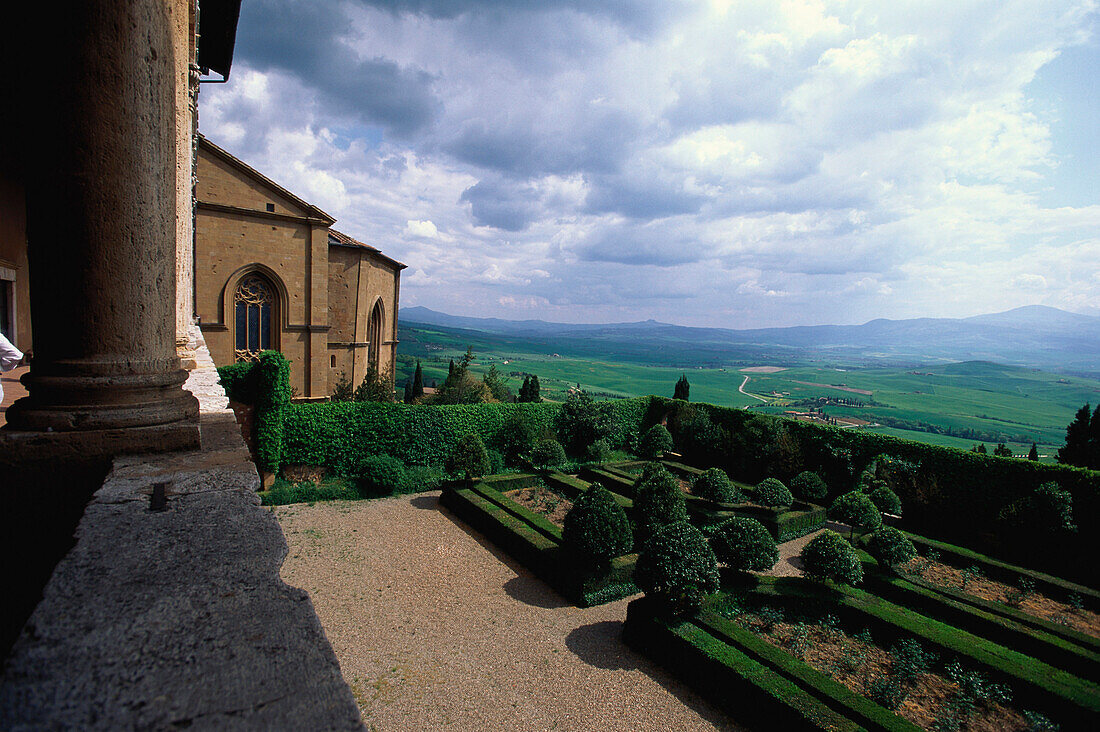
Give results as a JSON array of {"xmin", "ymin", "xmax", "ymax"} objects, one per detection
[
  {"xmin": 217, "ymin": 351, "xmax": 291, "ymax": 474},
  {"xmin": 651, "ymin": 397, "xmax": 1100, "ymax": 585},
  {"xmin": 439, "ymin": 477, "xmax": 638, "ymax": 607},
  {"xmin": 282, "ymin": 397, "xmax": 649, "ymax": 476},
  {"xmin": 623, "ymin": 598, "xmax": 870, "ymax": 731}
]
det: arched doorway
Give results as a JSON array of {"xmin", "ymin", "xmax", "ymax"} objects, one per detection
[{"xmin": 234, "ymin": 274, "xmax": 275, "ymax": 362}]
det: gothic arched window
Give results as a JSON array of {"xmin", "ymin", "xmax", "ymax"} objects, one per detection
[
  {"xmin": 367, "ymin": 300, "xmax": 384, "ymax": 371},
  {"xmin": 234, "ymin": 275, "xmax": 274, "ymax": 362}
]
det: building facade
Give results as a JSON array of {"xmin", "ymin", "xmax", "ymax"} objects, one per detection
[{"xmin": 195, "ymin": 137, "xmax": 404, "ymax": 398}]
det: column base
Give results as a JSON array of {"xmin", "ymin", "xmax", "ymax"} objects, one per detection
[{"xmin": 0, "ymin": 419, "xmax": 201, "ymax": 465}]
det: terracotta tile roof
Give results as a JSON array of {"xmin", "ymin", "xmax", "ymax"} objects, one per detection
[{"xmin": 328, "ymin": 229, "xmax": 407, "ymax": 270}]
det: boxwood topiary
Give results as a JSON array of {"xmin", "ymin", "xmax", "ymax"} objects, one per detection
[
  {"xmin": 446, "ymin": 433, "xmax": 491, "ymax": 481},
  {"xmin": 711, "ymin": 517, "xmax": 779, "ymax": 572},
  {"xmin": 638, "ymin": 424, "xmax": 675, "ymax": 459},
  {"xmin": 829, "ymin": 490, "xmax": 882, "ymax": 537},
  {"xmin": 692, "ymin": 467, "xmax": 742, "ymax": 504},
  {"xmin": 633, "ymin": 463, "xmax": 688, "ymax": 544},
  {"xmin": 866, "ymin": 526, "xmax": 917, "ymax": 569},
  {"xmin": 584, "ymin": 438, "xmax": 612, "ymax": 463},
  {"xmin": 634, "ymin": 520, "xmax": 719, "ymax": 615},
  {"xmin": 791, "ymin": 470, "xmax": 828, "ymax": 503},
  {"xmin": 530, "ymin": 438, "xmax": 567, "ymax": 468},
  {"xmin": 562, "ymin": 482, "xmax": 633, "ymax": 566},
  {"xmin": 800, "ymin": 530, "xmax": 863, "ymax": 585},
  {"xmin": 869, "ymin": 486, "xmax": 902, "ymax": 516},
  {"xmin": 754, "ymin": 477, "xmax": 794, "ymax": 508}
]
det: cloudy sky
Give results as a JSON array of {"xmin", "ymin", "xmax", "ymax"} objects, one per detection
[{"xmin": 201, "ymin": 0, "xmax": 1099, "ymax": 328}]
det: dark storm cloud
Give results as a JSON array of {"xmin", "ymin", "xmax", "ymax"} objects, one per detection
[
  {"xmin": 460, "ymin": 178, "xmax": 542, "ymax": 231},
  {"xmin": 576, "ymin": 225, "xmax": 705, "ymax": 266},
  {"xmin": 583, "ymin": 173, "xmax": 705, "ymax": 219},
  {"xmin": 357, "ymin": 0, "xmax": 679, "ymax": 34},
  {"xmin": 235, "ymin": 0, "xmax": 439, "ymax": 136}
]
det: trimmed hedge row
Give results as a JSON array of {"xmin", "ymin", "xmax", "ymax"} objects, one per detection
[
  {"xmin": 439, "ymin": 477, "xmax": 638, "ymax": 607},
  {"xmin": 651, "ymin": 397, "xmax": 1100, "ymax": 585},
  {"xmin": 217, "ymin": 351, "xmax": 291, "ymax": 474},
  {"xmin": 731, "ymin": 577, "xmax": 1100, "ymax": 726},
  {"xmin": 623, "ymin": 599, "xmax": 863, "ymax": 731},
  {"xmin": 857, "ymin": 563, "xmax": 1100, "ymax": 682},
  {"xmin": 283, "ymin": 397, "xmax": 649, "ymax": 476}
]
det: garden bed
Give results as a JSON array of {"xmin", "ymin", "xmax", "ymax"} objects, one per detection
[{"xmin": 505, "ymin": 484, "xmax": 573, "ymax": 528}]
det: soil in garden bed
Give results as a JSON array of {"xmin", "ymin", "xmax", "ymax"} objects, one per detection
[
  {"xmin": 505, "ymin": 485, "xmax": 573, "ymax": 528},
  {"xmin": 727, "ymin": 609, "xmax": 1033, "ymax": 731},
  {"xmin": 898, "ymin": 556, "xmax": 1100, "ymax": 639}
]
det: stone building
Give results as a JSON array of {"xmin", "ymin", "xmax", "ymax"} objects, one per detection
[{"xmin": 195, "ymin": 137, "xmax": 405, "ymax": 398}]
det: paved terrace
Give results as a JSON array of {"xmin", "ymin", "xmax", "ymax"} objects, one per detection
[{"xmin": 0, "ymin": 334, "xmax": 362, "ymax": 729}]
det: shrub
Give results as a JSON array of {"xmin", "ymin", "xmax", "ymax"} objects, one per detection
[
  {"xmin": 217, "ymin": 361, "xmax": 258, "ymax": 404},
  {"xmin": 869, "ymin": 486, "xmax": 903, "ymax": 516},
  {"xmin": 585, "ymin": 438, "xmax": 612, "ymax": 463},
  {"xmin": 399, "ymin": 465, "xmax": 445, "ymax": 494},
  {"xmin": 866, "ymin": 526, "xmax": 917, "ymax": 569},
  {"xmin": 529, "ymin": 438, "xmax": 567, "ymax": 468},
  {"xmin": 633, "ymin": 463, "xmax": 688, "ymax": 544},
  {"xmin": 711, "ymin": 517, "xmax": 779, "ymax": 572},
  {"xmin": 554, "ymin": 390, "xmax": 616, "ymax": 455},
  {"xmin": 800, "ymin": 530, "xmax": 863, "ymax": 585},
  {"xmin": 829, "ymin": 490, "xmax": 882, "ymax": 537},
  {"xmin": 791, "ymin": 471, "xmax": 828, "ymax": 503},
  {"xmin": 868, "ymin": 675, "xmax": 907, "ymax": 711},
  {"xmin": 561, "ymin": 482, "xmax": 633, "ymax": 566},
  {"xmin": 754, "ymin": 477, "xmax": 793, "ymax": 508},
  {"xmin": 254, "ymin": 350, "xmax": 292, "ymax": 474},
  {"xmin": 889, "ymin": 639, "xmax": 936, "ymax": 683},
  {"xmin": 634, "ymin": 520, "xmax": 719, "ymax": 615},
  {"xmin": 1000, "ymin": 481, "xmax": 1077, "ymax": 535},
  {"xmin": 692, "ymin": 467, "xmax": 742, "ymax": 504},
  {"xmin": 486, "ymin": 448, "xmax": 505, "ymax": 475},
  {"xmin": 498, "ymin": 411, "xmax": 540, "ymax": 464},
  {"xmin": 355, "ymin": 454, "xmax": 406, "ymax": 497},
  {"xmin": 446, "ymin": 433, "xmax": 491, "ymax": 481},
  {"xmin": 638, "ymin": 424, "xmax": 674, "ymax": 458}
]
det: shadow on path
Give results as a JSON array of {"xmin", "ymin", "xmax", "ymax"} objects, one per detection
[
  {"xmin": 409, "ymin": 493, "xmax": 439, "ymax": 510},
  {"xmin": 503, "ymin": 575, "xmax": 569, "ymax": 609}
]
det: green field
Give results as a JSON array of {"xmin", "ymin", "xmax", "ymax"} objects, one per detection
[{"xmin": 395, "ymin": 322, "xmax": 1100, "ymax": 456}]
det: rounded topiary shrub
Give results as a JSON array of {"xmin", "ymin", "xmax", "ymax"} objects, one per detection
[
  {"xmin": 868, "ymin": 486, "xmax": 902, "ymax": 516},
  {"xmin": 866, "ymin": 526, "xmax": 917, "ymax": 569},
  {"xmin": 791, "ymin": 471, "xmax": 828, "ymax": 503},
  {"xmin": 635, "ymin": 520, "xmax": 720, "ymax": 615},
  {"xmin": 446, "ymin": 433, "xmax": 491, "ymax": 481},
  {"xmin": 356, "ymin": 454, "xmax": 407, "ymax": 497},
  {"xmin": 801, "ymin": 530, "xmax": 863, "ymax": 585},
  {"xmin": 633, "ymin": 463, "xmax": 688, "ymax": 545},
  {"xmin": 529, "ymin": 438, "xmax": 567, "ymax": 468},
  {"xmin": 584, "ymin": 438, "xmax": 612, "ymax": 463},
  {"xmin": 829, "ymin": 490, "xmax": 883, "ymax": 537},
  {"xmin": 711, "ymin": 517, "xmax": 779, "ymax": 572},
  {"xmin": 562, "ymin": 482, "xmax": 633, "ymax": 566},
  {"xmin": 754, "ymin": 477, "xmax": 793, "ymax": 508},
  {"xmin": 693, "ymin": 467, "xmax": 742, "ymax": 504},
  {"xmin": 638, "ymin": 424, "xmax": 675, "ymax": 459}
]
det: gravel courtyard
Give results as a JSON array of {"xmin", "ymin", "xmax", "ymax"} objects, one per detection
[{"xmin": 273, "ymin": 493, "xmax": 744, "ymax": 731}]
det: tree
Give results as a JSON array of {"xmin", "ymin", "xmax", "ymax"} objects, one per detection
[
  {"xmin": 330, "ymin": 371, "xmax": 354, "ymax": 402},
  {"xmin": 1090, "ymin": 404, "xmax": 1100, "ymax": 470},
  {"xmin": 800, "ymin": 530, "xmax": 863, "ymax": 585},
  {"xmin": 638, "ymin": 424, "xmax": 674, "ymax": 458},
  {"xmin": 972, "ymin": 443, "xmax": 987, "ymax": 454},
  {"xmin": 446, "ymin": 433, "xmax": 491, "ymax": 481},
  {"xmin": 1000, "ymin": 481, "xmax": 1076, "ymax": 535},
  {"xmin": 529, "ymin": 438, "xmax": 567, "ymax": 468},
  {"xmin": 866, "ymin": 526, "xmax": 917, "ymax": 569},
  {"xmin": 754, "ymin": 477, "xmax": 793, "ymax": 508},
  {"xmin": 711, "ymin": 517, "xmax": 778, "ymax": 572},
  {"xmin": 554, "ymin": 390, "xmax": 615, "ymax": 455},
  {"xmin": 634, "ymin": 521, "xmax": 719, "ymax": 615},
  {"xmin": 354, "ymin": 361, "xmax": 393, "ymax": 402},
  {"xmin": 993, "ymin": 443, "xmax": 1013, "ymax": 457},
  {"xmin": 1028, "ymin": 443, "xmax": 1039, "ymax": 461},
  {"xmin": 791, "ymin": 471, "xmax": 828, "ymax": 503},
  {"xmin": 402, "ymin": 380, "xmax": 413, "ymax": 404},
  {"xmin": 674, "ymin": 374, "xmax": 690, "ymax": 401},
  {"xmin": 692, "ymin": 467, "xmax": 741, "ymax": 504},
  {"xmin": 1057, "ymin": 403, "xmax": 1091, "ymax": 468},
  {"xmin": 561, "ymin": 483, "xmax": 633, "ymax": 567},
  {"xmin": 411, "ymin": 359, "xmax": 424, "ymax": 401},
  {"xmin": 829, "ymin": 490, "xmax": 882, "ymax": 539},
  {"xmin": 868, "ymin": 486, "xmax": 902, "ymax": 516},
  {"xmin": 633, "ymin": 463, "xmax": 688, "ymax": 545},
  {"xmin": 481, "ymin": 363, "xmax": 512, "ymax": 402},
  {"xmin": 517, "ymin": 374, "xmax": 542, "ymax": 403},
  {"xmin": 499, "ymin": 411, "xmax": 540, "ymax": 464}
]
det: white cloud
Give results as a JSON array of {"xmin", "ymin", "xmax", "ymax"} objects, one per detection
[{"xmin": 405, "ymin": 219, "xmax": 440, "ymax": 238}]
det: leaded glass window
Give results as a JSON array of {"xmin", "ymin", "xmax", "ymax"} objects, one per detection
[{"xmin": 234, "ymin": 275, "xmax": 273, "ymax": 362}]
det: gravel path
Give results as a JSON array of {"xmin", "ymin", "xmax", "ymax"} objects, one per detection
[{"xmin": 273, "ymin": 493, "xmax": 743, "ymax": 731}]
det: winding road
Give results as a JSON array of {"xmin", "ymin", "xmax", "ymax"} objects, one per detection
[{"xmin": 738, "ymin": 374, "xmax": 770, "ymax": 403}]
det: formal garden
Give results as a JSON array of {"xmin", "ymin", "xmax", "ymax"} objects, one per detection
[{"xmin": 220, "ymin": 352, "xmax": 1099, "ymax": 730}]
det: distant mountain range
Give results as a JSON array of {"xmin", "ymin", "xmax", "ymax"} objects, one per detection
[{"xmin": 399, "ymin": 305, "xmax": 1100, "ymax": 377}]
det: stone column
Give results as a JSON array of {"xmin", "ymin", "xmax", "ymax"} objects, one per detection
[{"xmin": 3, "ymin": 1, "xmax": 199, "ymax": 452}]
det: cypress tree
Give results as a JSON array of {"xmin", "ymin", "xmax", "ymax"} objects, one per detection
[
  {"xmin": 674, "ymin": 374, "xmax": 690, "ymax": 401},
  {"xmin": 1090, "ymin": 404, "xmax": 1100, "ymax": 470},
  {"xmin": 518, "ymin": 375, "xmax": 532, "ymax": 402},
  {"xmin": 1057, "ymin": 403, "xmax": 1092, "ymax": 468},
  {"xmin": 530, "ymin": 375, "xmax": 541, "ymax": 403},
  {"xmin": 1028, "ymin": 443, "xmax": 1039, "ymax": 461},
  {"xmin": 411, "ymin": 359, "xmax": 424, "ymax": 400}
]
